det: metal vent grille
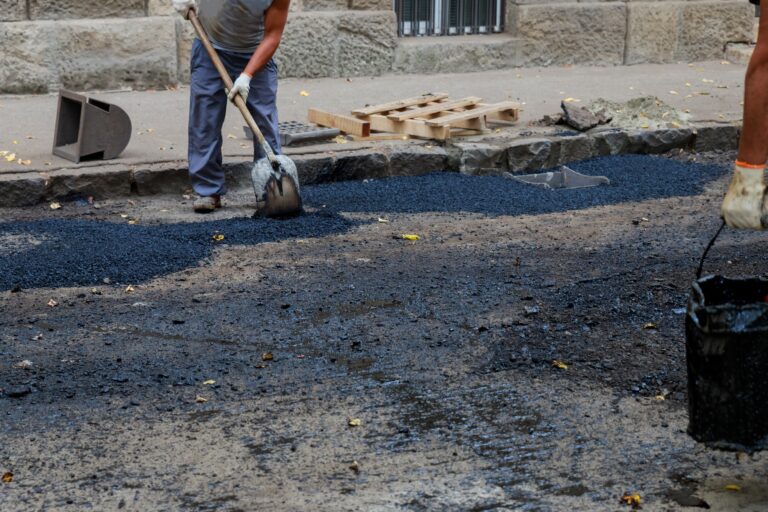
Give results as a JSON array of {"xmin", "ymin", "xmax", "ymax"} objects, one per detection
[{"xmin": 395, "ymin": 0, "xmax": 504, "ymax": 37}]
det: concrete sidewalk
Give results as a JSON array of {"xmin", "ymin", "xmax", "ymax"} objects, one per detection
[{"xmin": 0, "ymin": 61, "xmax": 747, "ymax": 205}]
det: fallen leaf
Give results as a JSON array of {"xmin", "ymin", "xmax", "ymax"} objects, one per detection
[
  {"xmin": 128, "ymin": 220, "xmax": 137, "ymax": 225},
  {"xmin": 349, "ymin": 461, "xmax": 360, "ymax": 473},
  {"xmin": 25, "ymin": 135, "xmax": 34, "ymax": 139},
  {"xmin": 621, "ymin": 493, "xmax": 642, "ymax": 508},
  {"xmin": 0, "ymin": 151, "xmax": 7, "ymax": 156},
  {"xmin": 348, "ymin": 418, "xmax": 362, "ymax": 427},
  {"xmin": 5, "ymin": 153, "xmax": 16, "ymax": 162},
  {"xmin": 377, "ymin": 217, "xmax": 390, "ymax": 223},
  {"xmin": 125, "ymin": 285, "xmax": 135, "ymax": 293},
  {"xmin": 226, "ymin": 134, "xmax": 237, "ymax": 139},
  {"xmin": 262, "ymin": 352, "xmax": 274, "ymax": 361},
  {"xmin": 655, "ymin": 394, "xmax": 666, "ymax": 401},
  {"xmin": 2, "ymin": 472, "xmax": 12, "ymax": 483},
  {"xmin": 552, "ymin": 360, "xmax": 569, "ymax": 370},
  {"xmin": 702, "ymin": 78, "xmax": 714, "ymax": 84},
  {"xmin": 643, "ymin": 322, "xmax": 658, "ymax": 330},
  {"xmin": 299, "ymin": 90, "xmax": 310, "ymax": 97},
  {"xmin": 195, "ymin": 395, "xmax": 208, "ymax": 403},
  {"xmin": 400, "ymin": 234, "xmax": 420, "ymax": 241},
  {"xmin": 669, "ymin": 90, "xmax": 678, "ymax": 95},
  {"xmin": 725, "ymin": 484, "xmax": 741, "ymax": 492},
  {"xmin": 12, "ymin": 140, "xmax": 17, "ymax": 145},
  {"xmin": 563, "ymin": 97, "xmax": 581, "ymax": 103},
  {"xmin": 49, "ymin": 202, "xmax": 61, "ymax": 210},
  {"xmin": 13, "ymin": 360, "xmax": 33, "ymax": 369},
  {"xmin": 212, "ymin": 234, "xmax": 225, "ymax": 242},
  {"xmin": 333, "ymin": 135, "xmax": 348, "ymax": 144},
  {"xmin": 17, "ymin": 159, "xmax": 31, "ymax": 165},
  {"xmin": 47, "ymin": 299, "xmax": 58, "ymax": 308},
  {"xmin": 203, "ymin": 379, "xmax": 216, "ymax": 385}
]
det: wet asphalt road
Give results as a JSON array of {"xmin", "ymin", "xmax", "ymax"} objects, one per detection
[{"xmin": 1, "ymin": 154, "xmax": 768, "ymax": 511}]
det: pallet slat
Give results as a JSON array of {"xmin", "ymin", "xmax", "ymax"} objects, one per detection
[
  {"xmin": 308, "ymin": 108, "xmax": 370, "ymax": 137},
  {"xmin": 351, "ymin": 93, "xmax": 449, "ymax": 117},
  {"xmin": 426, "ymin": 102, "xmax": 520, "ymax": 126},
  {"xmin": 387, "ymin": 97, "xmax": 483, "ymax": 122}
]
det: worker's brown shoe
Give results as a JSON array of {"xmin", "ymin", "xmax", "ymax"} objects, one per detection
[{"xmin": 193, "ymin": 195, "xmax": 221, "ymax": 213}]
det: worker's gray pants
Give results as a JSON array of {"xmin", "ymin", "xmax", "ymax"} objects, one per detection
[{"xmin": 188, "ymin": 38, "xmax": 281, "ymax": 197}]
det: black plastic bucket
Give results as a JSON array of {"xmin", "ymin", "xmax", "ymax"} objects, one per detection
[{"xmin": 686, "ymin": 275, "xmax": 768, "ymax": 452}]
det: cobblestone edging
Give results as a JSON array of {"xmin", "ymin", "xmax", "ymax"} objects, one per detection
[{"xmin": 0, "ymin": 123, "xmax": 740, "ymax": 208}]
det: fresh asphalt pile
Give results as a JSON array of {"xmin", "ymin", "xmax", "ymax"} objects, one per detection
[{"xmin": 0, "ymin": 155, "xmax": 726, "ymax": 291}]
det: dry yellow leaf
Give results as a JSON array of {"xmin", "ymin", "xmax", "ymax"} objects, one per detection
[
  {"xmin": 333, "ymin": 135, "xmax": 348, "ymax": 144},
  {"xmin": 562, "ymin": 97, "xmax": 581, "ymax": 103},
  {"xmin": 47, "ymin": 299, "xmax": 58, "ymax": 308},
  {"xmin": 725, "ymin": 484, "xmax": 741, "ymax": 492},
  {"xmin": 669, "ymin": 91, "xmax": 678, "ymax": 95},
  {"xmin": 12, "ymin": 140, "xmax": 17, "ymax": 145},
  {"xmin": 226, "ymin": 134, "xmax": 237, "ymax": 139},
  {"xmin": 299, "ymin": 90, "xmax": 310, "ymax": 97},
  {"xmin": 643, "ymin": 322, "xmax": 658, "ymax": 330},
  {"xmin": 195, "ymin": 395, "xmax": 208, "ymax": 403},
  {"xmin": 621, "ymin": 493, "xmax": 641, "ymax": 507},
  {"xmin": 2, "ymin": 472, "xmax": 12, "ymax": 483},
  {"xmin": 262, "ymin": 352, "xmax": 274, "ymax": 361},
  {"xmin": 212, "ymin": 234, "xmax": 225, "ymax": 242},
  {"xmin": 552, "ymin": 360, "xmax": 568, "ymax": 370},
  {"xmin": 5, "ymin": 153, "xmax": 16, "ymax": 162},
  {"xmin": 348, "ymin": 418, "xmax": 362, "ymax": 427},
  {"xmin": 125, "ymin": 285, "xmax": 135, "ymax": 293},
  {"xmin": 17, "ymin": 159, "xmax": 31, "ymax": 165},
  {"xmin": 0, "ymin": 151, "xmax": 7, "ymax": 156},
  {"xmin": 203, "ymin": 379, "xmax": 216, "ymax": 385},
  {"xmin": 49, "ymin": 202, "xmax": 61, "ymax": 210},
  {"xmin": 377, "ymin": 217, "xmax": 390, "ymax": 223},
  {"xmin": 400, "ymin": 234, "xmax": 420, "ymax": 241},
  {"xmin": 128, "ymin": 220, "xmax": 137, "ymax": 225},
  {"xmin": 120, "ymin": 214, "xmax": 128, "ymax": 218}
]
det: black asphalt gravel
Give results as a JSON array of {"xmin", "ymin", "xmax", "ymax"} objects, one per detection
[
  {"xmin": 0, "ymin": 155, "xmax": 727, "ymax": 291},
  {"xmin": 307, "ymin": 154, "xmax": 725, "ymax": 215}
]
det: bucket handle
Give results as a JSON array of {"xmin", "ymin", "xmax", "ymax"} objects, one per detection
[{"xmin": 696, "ymin": 220, "xmax": 727, "ymax": 280}]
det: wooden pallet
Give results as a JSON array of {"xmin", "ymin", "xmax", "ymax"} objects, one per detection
[{"xmin": 308, "ymin": 93, "xmax": 519, "ymax": 141}]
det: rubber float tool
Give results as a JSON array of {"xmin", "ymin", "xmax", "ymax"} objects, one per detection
[{"xmin": 188, "ymin": 10, "xmax": 302, "ymax": 218}]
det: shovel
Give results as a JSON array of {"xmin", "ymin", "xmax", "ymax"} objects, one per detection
[{"xmin": 188, "ymin": 10, "xmax": 302, "ymax": 218}]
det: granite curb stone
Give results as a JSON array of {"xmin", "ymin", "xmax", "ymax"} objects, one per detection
[{"xmin": 0, "ymin": 124, "xmax": 743, "ymax": 207}]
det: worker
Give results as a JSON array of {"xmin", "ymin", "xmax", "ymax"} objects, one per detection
[
  {"xmin": 721, "ymin": 0, "xmax": 767, "ymax": 228},
  {"xmin": 173, "ymin": 0, "xmax": 289, "ymax": 213}
]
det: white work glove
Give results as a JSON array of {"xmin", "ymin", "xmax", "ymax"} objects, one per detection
[
  {"xmin": 172, "ymin": 0, "xmax": 196, "ymax": 19},
  {"xmin": 227, "ymin": 73, "xmax": 252, "ymax": 102},
  {"xmin": 721, "ymin": 163, "xmax": 766, "ymax": 230}
]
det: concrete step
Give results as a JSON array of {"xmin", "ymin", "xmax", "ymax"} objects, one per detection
[
  {"xmin": 392, "ymin": 34, "xmax": 522, "ymax": 75},
  {"xmin": 726, "ymin": 43, "xmax": 754, "ymax": 65}
]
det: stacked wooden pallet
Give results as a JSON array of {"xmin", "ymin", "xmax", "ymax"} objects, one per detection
[{"xmin": 308, "ymin": 93, "xmax": 519, "ymax": 141}]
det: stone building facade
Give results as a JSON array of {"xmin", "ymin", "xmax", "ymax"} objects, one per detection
[{"xmin": 0, "ymin": 0, "xmax": 756, "ymax": 93}]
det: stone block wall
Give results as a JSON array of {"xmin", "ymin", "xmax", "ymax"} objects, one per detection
[
  {"xmin": 0, "ymin": 0, "xmax": 757, "ymax": 93},
  {"xmin": 506, "ymin": 0, "xmax": 755, "ymax": 66}
]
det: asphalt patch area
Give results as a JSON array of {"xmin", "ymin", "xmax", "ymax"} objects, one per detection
[
  {"xmin": 0, "ymin": 155, "xmax": 725, "ymax": 291},
  {"xmin": 2, "ymin": 152, "xmax": 768, "ymax": 511}
]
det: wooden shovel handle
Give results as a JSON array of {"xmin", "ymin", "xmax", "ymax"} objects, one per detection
[{"xmin": 187, "ymin": 10, "xmax": 276, "ymax": 161}]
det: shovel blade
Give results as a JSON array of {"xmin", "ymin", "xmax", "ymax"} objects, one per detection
[{"xmin": 251, "ymin": 155, "xmax": 303, "ymax": 218}]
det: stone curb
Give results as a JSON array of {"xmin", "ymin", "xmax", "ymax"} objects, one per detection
[{"xmin": 0, "ymin": 122, "xmax": 739, "ymax": 208}]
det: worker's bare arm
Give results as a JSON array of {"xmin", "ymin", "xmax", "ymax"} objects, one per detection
[{"xmin": 243, "ymin": 0, "xmax": 290, "ymax": 77}]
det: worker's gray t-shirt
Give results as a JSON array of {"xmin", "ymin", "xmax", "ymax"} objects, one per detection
[{"xmin": 198, "ymin": 0, "xmax": 275, "ymax": 54}]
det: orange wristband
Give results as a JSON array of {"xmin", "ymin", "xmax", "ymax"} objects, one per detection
[{"xmin": 735, "ymin": 159, "xmax": 766, "ymax": 170}]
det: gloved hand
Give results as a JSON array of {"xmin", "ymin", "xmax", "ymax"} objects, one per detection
[
  {"xmin": 227, "ymin": 73, "xmax": 252, "ymax": 102},
  {"xmin": 721, "ymin": 162, "xmax": 766, "ymax": 229},
  {"xmin": 172, "ymin": 0, "xmax": 196, "ymax": 19}
]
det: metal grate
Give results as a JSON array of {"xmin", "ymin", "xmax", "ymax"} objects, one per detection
[{"xmin": 395, "ymin": 0, "xmax": 504, "ymax": 37}]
